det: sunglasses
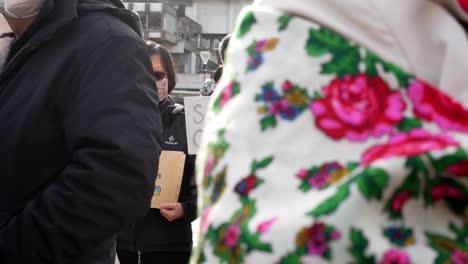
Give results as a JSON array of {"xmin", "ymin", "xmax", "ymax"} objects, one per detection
[{"xmin": 154, "ymin": 71, "xmax": 167, "ymax": 81}]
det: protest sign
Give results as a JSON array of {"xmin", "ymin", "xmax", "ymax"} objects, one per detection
[{"xmin": 184, "ymin": 96, "xmax": 210, "ymax": 155}]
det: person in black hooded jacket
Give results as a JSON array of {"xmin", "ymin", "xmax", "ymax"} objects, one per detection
[
  {"xmin": 117, "ymin": 41, "xmax": 197, "ymax": 264},
  {"xmin": 0, "ymin": 1, "xmax": 161, "ymax": 263}
]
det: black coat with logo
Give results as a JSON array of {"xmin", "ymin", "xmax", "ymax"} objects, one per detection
[
  {"xmin": 0, "ymin": 0, "xmax": 161, "ymax": 263},
  {"xmin": 117, "ymin": 97, "xmax": 198, "ymax": 253}
]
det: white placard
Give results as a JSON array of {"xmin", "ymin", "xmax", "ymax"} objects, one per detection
[{"xmin": 184, "ymin": 96, "xmax": 211, "ymax": 155}]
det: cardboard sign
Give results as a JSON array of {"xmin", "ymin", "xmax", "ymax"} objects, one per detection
[
  {"xmin": 151, "ymin": 151, "xmax": 186, "ymax": 209},
  {"xmin": 184, "ymin": 96, "xmax": 211, "ymax": 155}
]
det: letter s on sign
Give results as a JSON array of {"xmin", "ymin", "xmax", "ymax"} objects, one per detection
[{"xmin": 193, "ymin": 104, "xmax": 204, "ymax": 124}]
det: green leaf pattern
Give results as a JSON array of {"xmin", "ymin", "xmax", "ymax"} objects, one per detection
[
  {"xmin": 235, "ymin": 11, "xmax": 257, "ymax": 38},
  {"xmin": 306, "ymin": 28, "xmax": 414, "ymax": 85}
]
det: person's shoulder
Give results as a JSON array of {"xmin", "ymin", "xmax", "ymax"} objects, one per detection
[{"xmin": 69, "ymin": 11, "xmax": 143, "ymax": 51}]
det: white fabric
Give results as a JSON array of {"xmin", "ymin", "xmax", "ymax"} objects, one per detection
[{"xmin": 253, "ymin": 0, "xmax": 468, "ymax": 100}]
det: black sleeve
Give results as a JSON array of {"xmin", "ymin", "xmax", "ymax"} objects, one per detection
[
  {"xmin": 0, "ymin": 36, "xmax": 162, "ymax": 262},
  {"xmin": 180, "ymin": 155, "xmax": 198, "ymax": 223}
]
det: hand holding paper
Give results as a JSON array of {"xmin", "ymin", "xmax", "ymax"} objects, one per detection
[
  {"xmin": 160, "ymin": 203, "xmax": 184, "ymax": 222},
  {"xmin": 151, "ymin": 151, "xmax": 186, "ymax": 209}
]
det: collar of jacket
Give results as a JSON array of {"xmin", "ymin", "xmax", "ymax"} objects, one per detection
[
  {"xmin": 159, "ymin": 96, "xmax": 175, "ymax": 115},
  {"xmin": 0, "ymin": 0, "xmax": 77, "ymax": 83},
  {"xmin": 0, "ymin": 0, "xmax": 140, "ymax": 84}
]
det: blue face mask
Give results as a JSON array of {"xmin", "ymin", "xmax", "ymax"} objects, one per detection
[{"xmin": 0, "ymin": 0, "xmax": 45, "ymax": 19}]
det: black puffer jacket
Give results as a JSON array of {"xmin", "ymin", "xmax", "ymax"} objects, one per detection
[
  {"xmin": 118, "ymin": 97, "xmax": 198, "ymax": 253},
  {"xmin": 0, "ymin": 0, "xmax": 161, "ymax": 263}
]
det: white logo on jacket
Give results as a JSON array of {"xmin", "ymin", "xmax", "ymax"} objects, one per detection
[{"xmin": 165, "ymin": 135, "xmax": 178, "ymax": 145}]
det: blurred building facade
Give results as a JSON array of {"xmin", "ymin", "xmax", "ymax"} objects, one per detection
[{"xmin": 123, "ymin": 0, "xmax": 250, "ymax": 98}]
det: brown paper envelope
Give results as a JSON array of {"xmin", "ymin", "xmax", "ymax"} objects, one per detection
[{"xmin": 151, "ymin": 151, "xmax": 186, "ymax": 209}]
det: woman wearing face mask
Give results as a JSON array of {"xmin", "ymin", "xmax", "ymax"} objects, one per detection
[
  {"xmin": 117, "ymin": 41, "xmax": 197, "ymax": 264},
  {"xmin": 1, "ymin": 0, "xmax": 43, "ymax": 70}
]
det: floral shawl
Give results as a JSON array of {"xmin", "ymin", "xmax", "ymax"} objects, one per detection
[{"xmin": 192, "ymin": 5, "xmax": 468, "ymax": 264}]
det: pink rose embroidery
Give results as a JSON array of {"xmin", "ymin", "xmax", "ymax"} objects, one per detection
[
  {"xmin": 204, "ymin": 155, "xmax": 215, "ymax": 177},
  {"xmin": 255, "ymin": 40, "xmax": 268, "ymax": 52},
  {"xmin": 362, "ymin": 129, "xmax": 459, "ymax": 166},
  {"xmin": 452, "ymin": 250, "xmax": 468, "ymax": 264},
  {"xmin": 306, "ymin": 223, "xmax": 328, "ymax": 255},
  {"xmin": 308, "ymin": 171, "xmax": 330, "ymax": 189},
  {"xmin": 307, "ymin": 238, "xmax": 328, "ymax": 256},
  {"xmin": 431, "ymin": 185, "xmax": 447, "ymax": 201},
  {"xmin": 269, "ymin": 99, "xmax": 289, "ymax": 115},
  {"xmin": 310, "ymin": 74, "xmax": 406, "ymax": 142},
  {"xmin": 381, "ymin": 249, "xmax": 411, "ymax": 264},
  {"xmin": 296, "ymin": 169, "xmax": 309, "ymax": 179},
  {"xmin": 330, "ymin": 230, "xmax": 341, "ymax": 240},
  {"xmin": 444, "ymin": 160, "xmax": 468, "ymax": 177},
  {"xmin": 220, "ymin": 81, "xmax": 235, "ymax": 107},
  {"xmin": 282, "ymin": 80, "xmax": 294, "ymax": 92},
  {"xmin": 213, "ymin": 80, "xmax": 241, "ymax": 112},
  {"xmin": 224, "ymin": 224, "xmax": 241, "ymax": 247},
  {"xmin": 432, "ymin": 184, "xmax": 467, "ymax": 201},
  {"xmin": 257, "ymin": 217, "xmax": 277, "ymax": 235},
  {"xmin": 201, "ymin": 207, "xmax": 212, "ymax": 233},
  {"xmin": 391, "ymin": 192, "xmax": 412, "ymax": 213},
  {"xmin": 408, "ymin": 80, "xmax": 468, "ymax": 133}
]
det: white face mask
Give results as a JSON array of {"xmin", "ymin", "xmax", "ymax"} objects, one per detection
[
  {"xmin": 0, "ymin": 0, "xmax": 45, "ymax": 19},
  {"xmin": 156, "ymin": 78, "xmax": 169, "ymax": 101}
]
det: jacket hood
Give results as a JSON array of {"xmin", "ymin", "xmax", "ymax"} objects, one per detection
[
  {"xmin": 77, "ymin": 0, "xmax": 142, "ymax": 35},
  {"xmin": 1, "ymin": 0, "xmax": 142, "ymax": 82}
]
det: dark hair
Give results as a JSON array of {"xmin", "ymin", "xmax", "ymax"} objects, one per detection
[
  {"xmin": 218, "ymin": 34, "xmax": 231, "ymax": 63},
  {"xmin": 145, "ymin": 40, "xmax": 177, "ymax": 94},
  {"xmin": 214, "ymin": 66, "xmax": 223, "ymax": 83}
]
